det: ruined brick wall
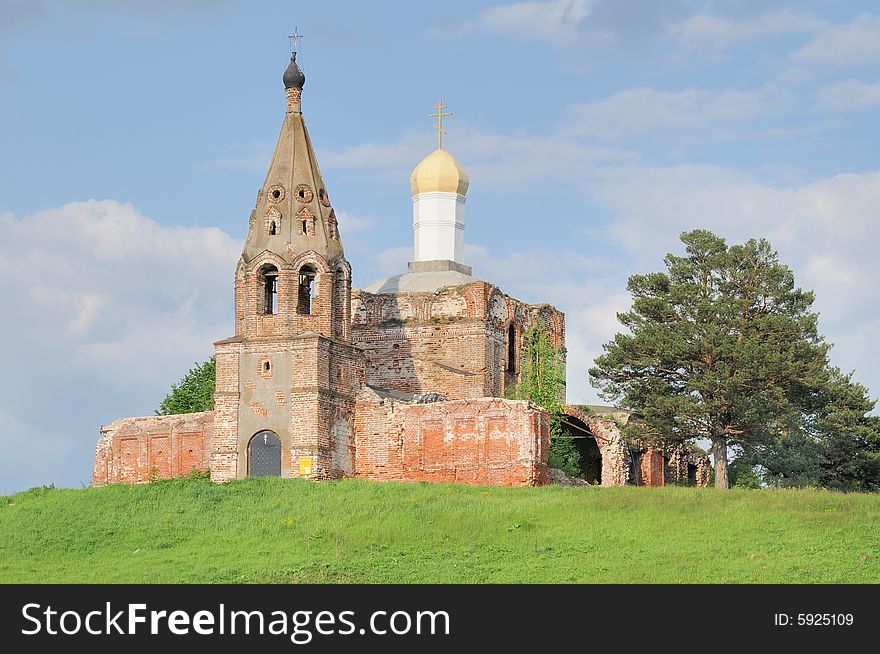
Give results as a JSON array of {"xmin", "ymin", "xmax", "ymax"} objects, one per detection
[
  {"xmin": 353, "ymin": 396, "xmax": 549, "ymax": 486},
  {"xmin": 633, "ymin": 445, "xmax": 711, "ymax": 487},
  {"xmin": 639, "ymin": 448, "xmax": 666, "ymax": 486},
  {"xmin": 352, "ymin": 281, "xmax": 565, "ymax": 401},
  {"xmin": 658, "ymin": 444, "xmax": 712, "ymax": 487},
  {"xmin": 93, "ymin": 412, "xmax": 213, "ymax": 486},
  {"xmin": 211, "ymin": 339, "xmax": 240, "ymax": 482},
  {"xmin": 352, "ymin": 387, "xmax": 407, "ymax": 481},
  {"xmin": 694, "ymin": 456, "xmax": 711, "ymax": 487},
  {"xmin": 563, "ymin": 406, "xmax": 631, "ymax": 486}
]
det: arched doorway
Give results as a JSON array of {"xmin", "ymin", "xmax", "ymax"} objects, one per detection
[
  {"xmin": 560, "ymin": 415, "xmax": 603, "ymax": 484},
  {"xmin": 248, "ymin": 430, "xmax": 281, "ymax": 477}
]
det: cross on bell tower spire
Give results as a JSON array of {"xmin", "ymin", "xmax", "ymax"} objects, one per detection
[{"xmin": 288, "ymin": 27, "xmax": 303, "ymax": 56}]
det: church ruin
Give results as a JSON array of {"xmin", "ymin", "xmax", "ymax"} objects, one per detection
[{"xmin": 92, "ymin": 50, "xmax": 708, "ymax": 489}]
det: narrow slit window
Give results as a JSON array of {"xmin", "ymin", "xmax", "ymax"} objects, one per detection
[
  {"xmin": 507, "ymin": 324, "xmax": 517, "ymax": 373},
  {"xmin": 268, "ymin": 221, "xmax": 276, "ymax": 235},
  {"xmin": 298, "ymin": 266, "xmax": 316, "ymax": 315},
  {"xmin": 261, "ymin": 266, "xmax": 279, "ymax": 315}
]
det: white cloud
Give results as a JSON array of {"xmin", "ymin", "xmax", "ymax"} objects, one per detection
[
  {"xmin": 0, "ymin": 202, "xmax": 239, "ymax": 362},
  {"xmin": 567, "ymin": 87, "xmax": 781, "ymax": 141},
  {"xmin": 433, "ymin": 2, "xmax": 821, "ymax": 56},
  {"xmin": 794, "ymin": 13, "xmax": 880, "ymax": 67},
  {"xmin": 336, "ymin": 211, "xmax": 373, "ymax": 234},
  {"xmin": 324, "ymin": 125, "xmax": 631, "ymax": 193},
  {"xmin": 587, "ymin": 165, "xmax": 880, "ymax": 398},
  {"xmin": 668, "ymin": 9, "xmax": 821, "ymax": 53},
  {"xmin": 817, "ymin": 79, "xmax": 880, "ymax": 110},
  {"xmin": 451, "ymin": 129, "xmax": 631, "ymax": 185},
  {"xmin": 0, "ymin": 200, "xmax": 241, "ymax": 492},
  {"xmin": 321, "ymin": 133, "xmax": 428, "ymax": 171},
  {"xmin": 429, "ymin": 0, "xmax": 595, "ymax": 44}
]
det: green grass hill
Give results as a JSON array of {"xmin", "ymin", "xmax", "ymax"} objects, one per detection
[{"xmin": 2, "ymin": 477, "xmax": 878, "ymax": 583}]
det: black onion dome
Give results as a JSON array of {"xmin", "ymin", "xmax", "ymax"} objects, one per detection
[{"xmin": 283, "ymin": 52, "xmax": 305, "ymax": 89}]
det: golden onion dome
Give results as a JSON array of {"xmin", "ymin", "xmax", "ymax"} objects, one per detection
[{"xmin": 410, "ymin": 149, "xmax": 469, "ymax": 196}]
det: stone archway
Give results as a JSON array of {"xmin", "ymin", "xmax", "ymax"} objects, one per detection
[
  {"xmin": 562, "ymin": 406, "xmax": 632, "ymax": 486},
  {"xmin": 248, "ymin": 430, "xmax": 281, "ymax": 477},
  {"xmin": 558, "ymin": 415, "xmax": 603, "ymax": 484}
]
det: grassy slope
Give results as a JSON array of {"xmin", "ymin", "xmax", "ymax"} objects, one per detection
[{"xmin": 1, "ymin": 477, "xmax": 878, "ymax": 583}]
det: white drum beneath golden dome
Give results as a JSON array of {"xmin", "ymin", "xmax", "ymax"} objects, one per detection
[{"xmin": 410, "ymin": 148, "xmax": 470, "ymax": 265}]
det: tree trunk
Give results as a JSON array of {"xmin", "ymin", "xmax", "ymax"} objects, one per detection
[{"xmin": 711, "ymin": 433, "xmax": 729, "ymax": 489}]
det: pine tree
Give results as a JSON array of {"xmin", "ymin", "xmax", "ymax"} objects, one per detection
[{"xmin": 590, "ymin": 230, "xmax": 832, "ymax": 489}]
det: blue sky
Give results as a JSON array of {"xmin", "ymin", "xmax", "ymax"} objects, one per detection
[{"xmin": 2, "ymin": 0, "xmax": 879, "ymax": 493}]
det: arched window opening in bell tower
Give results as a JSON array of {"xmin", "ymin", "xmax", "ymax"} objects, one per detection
[
  {"xmin": 261, "ymin": 265, "xmax": 279, "ymax": 315},
  {"xmin": 507, "ymin": 323, "xmax": 517, "ymax": 373},
  {"xmin": 298, "ymin": 265, "xmax": 316, "ymax": 315}
]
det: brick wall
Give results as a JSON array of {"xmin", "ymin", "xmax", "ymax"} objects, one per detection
[
  {"xmin": 655, "ymin": 444, "xmax": 712, "ymax": 487},
  {"xmin": 639, "ymin": 448, "xmax": 665, "ymax": 486},
  {"xmin": 562, "ymin": 406, "xmax": 632, "ymax": 486},
  {"xmin": 352, "ymin": 281, "xmax": 565, "ymax": 401},
  {"xmin": 212, "ymin": 329, "xmax": 365, "ymax": 483},
  {"xmin": 352, "ymin": 388, "xmax": 407, "ymax": 480},
  {"xmin": 93, "ymin": 412, "xmax": 214, "ymax": 486},
  {"xmin": 234, "ymin": 251, "xmax": 351, "ymax": 343},
  {"xmin": 354, "ymin": 396, "xmax": 549, "ymax": 486}
]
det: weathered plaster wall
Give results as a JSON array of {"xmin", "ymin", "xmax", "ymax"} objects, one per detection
[{"xmin": 212, "ymin": 332, "xmax": 365, "ymax": 483}]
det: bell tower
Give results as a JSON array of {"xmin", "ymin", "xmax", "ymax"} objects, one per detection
[{"xmin": 212, "ymin": 44, "xmax": 365, "ymax": 482}]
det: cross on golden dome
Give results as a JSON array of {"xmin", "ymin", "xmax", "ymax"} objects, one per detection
[{"xmin": 429, "ymin": 100, "xmax": 453, "ymax": 150}]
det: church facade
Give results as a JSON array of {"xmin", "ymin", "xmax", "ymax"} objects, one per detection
[{"xmin": 92, "ymin": 53, "xmax": 708, "ymax": 489}]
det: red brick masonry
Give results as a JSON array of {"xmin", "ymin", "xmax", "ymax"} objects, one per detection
[
  {"xmin": 93, "ymin": 398, "xmax": 549, "ymax": 488},
  {"xmin": 354, "ymin": 394, "xmax": 549, "ymax": 486},
  {"xmin": 93, "ymin": 412, "xmax": 213, "ymax": 486}
]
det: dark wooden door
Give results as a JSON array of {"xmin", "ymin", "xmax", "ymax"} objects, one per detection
[{"xmin": 248, "ymin": 430, "xmax": 281, "ymax": 477}]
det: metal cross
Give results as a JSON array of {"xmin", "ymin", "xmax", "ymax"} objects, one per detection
[
  {"xmin": 289, "ymin": 27, "xmax": 304, "ymax": 55},
  {"xmin": 429, "ymin": 99, "xmax": 453, "ymax": 150}
]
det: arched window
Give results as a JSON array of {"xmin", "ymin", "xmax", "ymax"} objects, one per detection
[
  {"xmin": 268, "ymin": 221, "xmax": 276, "ymax": 236},
  {"xmin": 332, "ymin": 265, "xmax": 348, "ymax": 339},
  {"xmin": 507, "ymin": 323, "xmax": 517, "ymax": 373},
  {"xmin": 298, "ymin": 265, "xmax": 316, "ymax": 315},
  {"xmin": 260, "ymin": 265, "xmax": 279, "ymax": 315}
]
